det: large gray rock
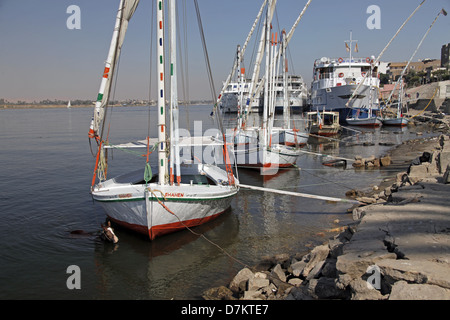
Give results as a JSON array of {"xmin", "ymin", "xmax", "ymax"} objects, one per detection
[
  {"xmin": 289, "ymin": 260, "xmax": 307, "ymax": 277},
  {"xmin": 349, "ymin": 279, "xmax": 386, "ymax": 300},
  {"xmin": 302, "ymin": 245, "xmax": 330, "ymax": 278},
  {"xmin": 408, "ymin": 163, "xmax": 429, "ymax": 184},
  {"xmin": 229, "ymin": 268, "xmax": 254, "ymax": 293},
  {"xmin": 389, "ymin": 281, "xmax": 450, "ymax": 300},
  {"xmin": 271, "ymin": 264, "xmax": 286, "ymax": 283},
  {"xmin": 248, "ymin": 277, "xmax": 270, "ymax": 291},
  {"xmin": 377, "ymin": 259, "xmax": 450, "ymax": 289},
  {"xmin": 242, "ymin": 290, "xmax": 265, "ymax": 300}
]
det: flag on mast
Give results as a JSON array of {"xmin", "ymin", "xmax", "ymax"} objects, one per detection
[{"xmin": 355, "ymin": 43, "xmax": 359, "ymax": 52}]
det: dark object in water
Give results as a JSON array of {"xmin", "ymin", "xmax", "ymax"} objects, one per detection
[
  {"xmin": 322, "ymin": 159, "xmax": 347, "ymax": 168},
  {"xmin": 70, "ymin": 230, "xmax": 90, "ymax": 235},
  {"xmin": 101, "ymin": 221, "xmax": 119, "ymax": 244}
]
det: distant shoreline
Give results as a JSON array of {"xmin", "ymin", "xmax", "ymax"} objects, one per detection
[
  {"xmin": 1, "ymin": 104, "xmax": 92, "ymax": 110},
  {"xmin": 0, "ymin": 103, "xmax": 213, "ymax": 110}
]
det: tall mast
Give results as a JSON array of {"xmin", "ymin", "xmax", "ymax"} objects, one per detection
[
  {"xmin": 262, "ymin": 0, "xmax": 277, "ymax": 151},
  {"xmin": 89, "ymin": 0, "xmax": 140, "ymax": 189},
  {"xmin": 89, "ymin": 0, "xmax": 125, "ymax": 140},
  {"xmin": 157, "ymin": 0, "xmax": 168, "ymax": 185},
  {"xmin": 282, "ymin": 29, "xmax": 289, "ymax": 129},
  {"xmin": 262, "ymin": 0, "xmax": 271, "ymax": 151},
  {"xmin": 169, "ymin": 0, "xmax": 181, "ymax": 185},
  {"xmin": 212, "ymin": 0, "xmax": 268, "ymax": 117}
]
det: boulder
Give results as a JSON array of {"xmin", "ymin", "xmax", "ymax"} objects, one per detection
[
  {"xmin": 271, "ymin": 264, "xmax": 286, "ymax": 283},
  {"xmin": 229, "ymin": 268, "xmax": 254, "ymax": 293},
  {"xmin": 380, "ymin": 155, "xmax": 391, "ymax": 166},
  {"xmin": 305, "ymin": 260, "xmax": 326, "ymax": 280},
  {"xmin": 248, "ymin": 277, "xmax": 270, "ymax": 292},
  {"xmin": 336, "ymin": 250, "xmax": 397, "ymax": 288},
  {"xmin": 349, "ymin": 279, "xmax": 386, "ymax": 300},
  {"xmin": 356, "ymin": 197, "xmax": 377, "ymax": 205},
  {"xmin": 408, "ymin": 163, "xmax": 429, "ymax": 184},
  {"xmin": 290, "ymin": 260, "xmax": 307, "ymax": 277},
  {"xmin": 302, "ymin": 245, "xmax": 330, "ymax": 278},
  {"xmin": 288, "ymin": 278, "xmax": 303, "ymax": 287},
  {"xmin": 389, "ymin": 281, "xmax": 450, "ymax": 300},
  {"xmin": 377, "ymin": 259, "xmax": 450, "ymax": 289},
  {"xmin": 242, "ymin": 290, "xmax": 265, "ymax": 300}
]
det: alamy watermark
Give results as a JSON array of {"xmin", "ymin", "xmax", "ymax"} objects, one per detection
[
  {"xmin": 65, "ymin": 5, "xmax": 381, "ymax": 31},
  {"xmin": 367, "ymin": 5, "xmax": 381, "ymax": 30},
  {"xmin": 66, "ymin": 265, "xmax": 81, "ymax": 290},
  {"xmin": 66, "ymin": 5, "xmax": 81, "ymax": 30},
  {"xmin": 366, "ymin": 265, "xmax": 381, "ymax": 290}
]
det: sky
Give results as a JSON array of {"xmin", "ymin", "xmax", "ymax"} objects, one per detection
[{"xmin": 0, "ymin": 0, "xmax": 449, "ymax": 102}]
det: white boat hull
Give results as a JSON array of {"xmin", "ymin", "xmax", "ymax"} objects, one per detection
[
  {"xmin": 92, "ymin": 164, "xmax": 238, "ymax": 240},
  {"xmin": 234, "ymin": 143, "xmax": 301, "ymax": 171},
  {"xmin": 275, "ymin": 128, "xmax": 308, "ymax": 147},
  {"xmin": 345, "ymin": 117, "xmax": 382, "ymax": 127},
  {"xmin": 382, "ymin": 117, "xmax": 408, "ymax": 126}
]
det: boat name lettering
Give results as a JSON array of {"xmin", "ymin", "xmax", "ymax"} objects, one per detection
[
  {"xmin": 118, "ymin": 193, "xmax": 132, "ymax": 199},
  {"xmin": 165, "ymin": 192, "xmax": 184, "ymax": 198}
]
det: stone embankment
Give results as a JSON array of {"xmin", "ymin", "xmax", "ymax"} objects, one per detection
[{"xmin": 203, "ymin": 133, "xmax": 450, "ymax": 300}]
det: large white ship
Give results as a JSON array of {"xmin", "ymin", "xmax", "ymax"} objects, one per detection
[
  {"xmin": 272, "ymin": 75, "xmax": 308, "ymax": 113},
  {"xmin": 219, "ymin": 79, "xmax": 262, "ymax": 113},
  {"xmin": 220, "ymin": 75, "xmax": 308, "ymax": 114},
  {"xmin": 310, "ymin": 56, "xmax": 380, "ymax": 122},
  {"xmin": 310, "ymin": 34, "xmax": 380, "ymax": 123}
]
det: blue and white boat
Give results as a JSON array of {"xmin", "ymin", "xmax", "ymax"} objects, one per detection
[{"xmin": 310, "ymin": 34, "xmax": 381, "ymax": 123}]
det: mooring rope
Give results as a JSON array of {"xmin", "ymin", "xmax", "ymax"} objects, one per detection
[
  {"xmin": 150, "ymin": 189, "xmax": 328, "ymax": 290},
  {"xmin": 149, "ymin": 189, "xmax": 252, "ymax": 269}
]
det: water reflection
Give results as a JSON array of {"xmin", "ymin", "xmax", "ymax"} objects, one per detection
[{"xmin": 93, "ymin": 210, "xmax": 239, "ymax": 299}]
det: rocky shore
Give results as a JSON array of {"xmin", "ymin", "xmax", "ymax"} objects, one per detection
[{"xmin": 203, "ymin": 132, "xmax": 450, "ymax": 300}]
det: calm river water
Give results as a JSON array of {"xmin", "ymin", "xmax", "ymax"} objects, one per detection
[{"xmin": 0, "ymin": 105, "xmax": 435, "ymax": 299}]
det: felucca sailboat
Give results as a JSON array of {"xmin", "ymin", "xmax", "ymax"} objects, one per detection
[
  {"xmin": 215, "ymin": 0, "xmax": 312, "ymax": 173},
  {"xmin": 88, "ymin": 0, "xmax": 238, "ymax": 240}
]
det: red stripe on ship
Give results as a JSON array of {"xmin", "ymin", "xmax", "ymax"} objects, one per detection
[{"xmin": 107, "ymin": 210, "xmax": 226, "ymax": 240}]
